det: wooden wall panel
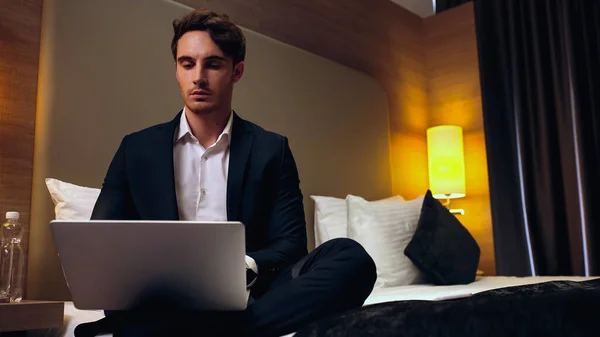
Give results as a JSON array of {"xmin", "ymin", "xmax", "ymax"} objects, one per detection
[
  {"xmin": 424, "ymin": 3, "xmax": 496, "ymax": 275},
  {"xmin": 425, "ymin": 3, "xmax": 482, "ymax": 132},
  {"xmin": 0, "ymin": 0, "xmax": 43, "ymax": 296},
  {"xmin": 176, "ymin": 0, "xmax": 430, "ymax": 200}
]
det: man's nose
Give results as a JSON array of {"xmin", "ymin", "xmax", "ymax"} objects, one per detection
[{"xmin": 193, "ymin": 67, "xmax": 207, "ymax": 86}]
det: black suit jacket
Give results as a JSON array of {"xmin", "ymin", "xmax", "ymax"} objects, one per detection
[{"xmin": 91, "ymin": 111, "xmax": 308, "ymax": 275}]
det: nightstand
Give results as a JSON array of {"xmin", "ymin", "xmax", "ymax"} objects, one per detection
[{"xmin": 0, "ymin": 301, "xmax": 64, "ymax": 336}]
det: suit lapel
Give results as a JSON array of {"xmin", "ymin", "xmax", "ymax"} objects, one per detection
[
  {"xmin": 151, "ymin": 110, "xmax": 181, "ymax": 220},
  {"xmin": 227, "ymin": 113, "xmax": 254, "ymax": 221}
]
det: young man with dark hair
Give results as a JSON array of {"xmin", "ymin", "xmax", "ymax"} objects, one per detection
[{"xmin": 85, "ymin": 9, "xmax": 376, "ymax": 337}]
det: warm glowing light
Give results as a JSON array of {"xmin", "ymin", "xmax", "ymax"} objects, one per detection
[{"xmin": 427, "ymin": 125, "xmax": 466, "ymax": 199}]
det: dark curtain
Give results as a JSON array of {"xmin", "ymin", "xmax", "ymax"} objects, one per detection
[
  {"xmin": 474, "ymin": 0, "xmax": 600, "ymax": 277},
  {"xmin": 436, "ymin": 0, "xmax": 472, "ymax": 14}
]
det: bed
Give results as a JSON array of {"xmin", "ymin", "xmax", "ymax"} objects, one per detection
[
  {"xmin": 33, "ymin": 275, "xmax": 595, "ymax": 337},
  {"xmin": 39, "ymin": 180, "xmax": 599, "ymax": 336},
  {"xmin": 295, "ymin": 276, "xmax": 600, "ymax": 336}
]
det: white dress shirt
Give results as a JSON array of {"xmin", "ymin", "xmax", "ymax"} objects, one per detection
[
  {"xmin": 173, "ymin": 109, "xmax": 258, "ymax": 277},
  {"xmin": 174, "ymin": 109, "xmax": 231, "ymax": 222}
]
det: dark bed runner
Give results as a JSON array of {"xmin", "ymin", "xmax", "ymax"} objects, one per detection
[{"xmin": 294, "ymin": 279, "xmax": 600, "ymax": 337}]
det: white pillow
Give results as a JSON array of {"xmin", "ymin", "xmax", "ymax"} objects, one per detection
[
  {"xmin": 346, "ymin": 194, "xmax": 424, "ymax": 288},
  {"xmin": 311, "ymin": 195, "xmax": 404, "ymax": 247},
  {"xmin": 45, "ymin": 178, "xmax": 101, "ymax": 220},
  {"xmin": 311, "ymin": 196, "xmax": 347, "ymax": 247}
]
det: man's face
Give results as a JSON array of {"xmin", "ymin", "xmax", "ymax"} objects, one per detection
[{"xmin": 175, "ymin": 30, "xmax": 244, "ymax": 114}]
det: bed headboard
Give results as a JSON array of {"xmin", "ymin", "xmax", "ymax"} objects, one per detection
[{"xmin": 28, "ymin": 0, "xmax": 392, "ymax": 300}]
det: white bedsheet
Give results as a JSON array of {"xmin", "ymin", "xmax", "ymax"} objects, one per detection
[
  {"xmin": 47, "ymin": 276, "xmax": 596, "ymax": 337},
  {"xmin": 364, "ymin": 275, "xmax": 596, "ymax": 305}
]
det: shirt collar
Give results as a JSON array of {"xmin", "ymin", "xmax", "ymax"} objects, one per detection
[{"xmin": 175, "ymin": 107, "xmax": 234, "ymax": 144}]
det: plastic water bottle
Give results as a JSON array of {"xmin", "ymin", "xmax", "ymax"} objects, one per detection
[{"xmin": 0, "ymin": 212, "xmax": 25, "ymax": 302}]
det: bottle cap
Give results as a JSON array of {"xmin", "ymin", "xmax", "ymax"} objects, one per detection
[{"xmin": 6, "ymin": 212, "xmax": 19, "ymax": 220}]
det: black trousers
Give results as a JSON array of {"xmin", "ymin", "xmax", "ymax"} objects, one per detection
[{"xmin": 75, "ymin": 238, "xmax": 376, "ymax": 337}]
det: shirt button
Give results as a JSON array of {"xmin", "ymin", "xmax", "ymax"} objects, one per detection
[
  {"xmin": 201, "ymin": 188, "xmax": 206, "ymax": 195},
  {"xmin": 203, "ymin": 156, "xmax": 208, "ymax": 161}
]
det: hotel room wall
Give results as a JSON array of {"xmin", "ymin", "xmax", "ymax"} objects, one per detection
[
  {"xmin": 28, "ymin": 0, "xmax": 392, "ymax": 300},
  {"xmin": 423, "ymin": 3, "xmax": 496, "ymax": 275},
  {"xmin": 0, "ymin": 0, "xmax": 43, "ymax": 295}
]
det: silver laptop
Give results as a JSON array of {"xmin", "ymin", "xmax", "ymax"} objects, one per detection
[{"xmin": 50, "ymin": 220, "xmax": 247, "ymax": 311}]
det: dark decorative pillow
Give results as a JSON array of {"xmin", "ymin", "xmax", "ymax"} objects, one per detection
[{"xmin": 404, "ymin": 190, "xmax": 480, "ymax": 285}]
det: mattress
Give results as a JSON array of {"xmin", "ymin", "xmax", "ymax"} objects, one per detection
[{"xmin": 38, "ymin": 276, "xmax": 597, "ymax": 337}]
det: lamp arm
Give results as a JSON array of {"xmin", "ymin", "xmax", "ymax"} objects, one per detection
[{"xmin": 444, "ymin": 194, "xmax": 464, "ymax": 215}]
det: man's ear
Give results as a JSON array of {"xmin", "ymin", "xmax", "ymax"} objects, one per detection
[{"xmin": 232, "ymin": 61, "xmax": 244, "ymax": 83}]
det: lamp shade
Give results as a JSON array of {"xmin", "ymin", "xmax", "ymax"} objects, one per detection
[{"xmin": 427, "ymin": 125, "xmax": 466, "ymax": 199}]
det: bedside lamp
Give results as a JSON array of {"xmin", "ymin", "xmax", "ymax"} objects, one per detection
[{"xmin": 427, "ymin": 125, "xmax": 466, "ymax": 215}]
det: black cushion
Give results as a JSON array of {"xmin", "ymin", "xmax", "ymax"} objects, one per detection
[{"xmin": 404, "ymin": 190, "xmax": 480, "ymax": 285}]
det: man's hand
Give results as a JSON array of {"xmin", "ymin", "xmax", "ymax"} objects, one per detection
[{"xmin": 245, "ymin": 255, "xmax": 258, "ymax": 288}]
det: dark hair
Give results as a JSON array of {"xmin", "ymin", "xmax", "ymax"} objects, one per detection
[{"xmin": 171, "ymin": 9, "xmax": 246, "ymax": 64}]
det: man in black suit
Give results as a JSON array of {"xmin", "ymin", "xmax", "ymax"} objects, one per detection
[{"xmin": 85, "ymin": 8, "xmax": 376, "ymax": 337}]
